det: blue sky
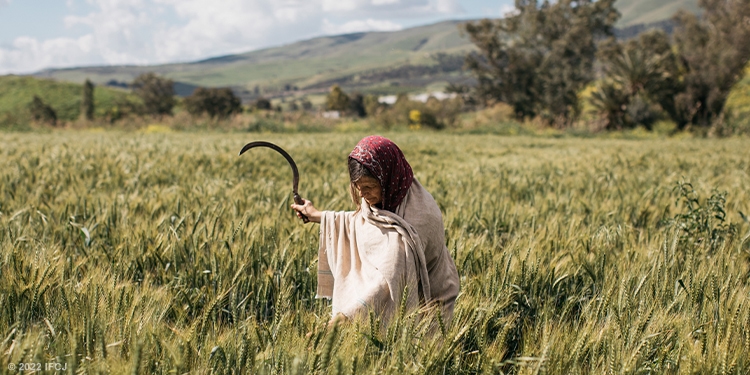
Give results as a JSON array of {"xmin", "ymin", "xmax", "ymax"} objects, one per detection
[{"xmin": 0, "ymin": 0, "xmax": 513, "ymax": 74}]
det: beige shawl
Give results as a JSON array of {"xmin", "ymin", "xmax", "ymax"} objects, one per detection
[{"xmin": 317, "ymin": 179, "xmax": 459, "ymax": 323}]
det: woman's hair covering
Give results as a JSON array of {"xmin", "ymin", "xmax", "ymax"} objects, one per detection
[{"xmin": 348, "ymin": 135, "xmax": 414, "ymax": 212}]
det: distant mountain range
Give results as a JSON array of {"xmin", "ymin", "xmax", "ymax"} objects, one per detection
[{"xmin": 31, "ymin": 0, "xmax": 699, "ymax": 101}]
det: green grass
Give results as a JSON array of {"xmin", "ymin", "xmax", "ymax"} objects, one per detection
[
  {"xmin": 0, "ymin": 75, "xmax": 136, "ymax": 124},
  {"xmin": 1, "ymin": 132, "xmax": 749, "ymax": 373}
]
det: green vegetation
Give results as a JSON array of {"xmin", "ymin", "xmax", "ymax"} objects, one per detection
[
  {"xmin": 463, "ymin": 0, "xmax": 749, "ymax": 131},
  {"xmin": 132, "ymin": 73, "xmax": 176, "ymax": 116},
  {"xmin": 184, "ymin": 87, "xmax": 242, "ymax": 119},
  {"xmin": 1, "ymin": 132, "xmax": 748, "ymax": 373},
  {"xmin": 5, "ymin": 0, "xmax": 748, "ymax": 135},
  {"xmin": 0, "ymin": 75, "xmax": 138, "ymax": 127},
  {"xmin": 81, "ymin": 79, "xmax": 95, "ymax": 121},
  {"xmin": 721, "ymin": 72, "xmax": 750, "ymax": 135},
  {"xmin": 464, "ymin": 0, "xmax": 619, "ymax": 126}
]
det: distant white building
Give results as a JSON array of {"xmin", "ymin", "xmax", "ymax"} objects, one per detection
[
  {"xmin": 378, "ymin": 95, "xmax": 398, "ymax": 105},
  {"xmin": 410, "ymin": 92, "xmax": 457, "ymax": 102},
  {"xmin": 378, "ymin": 92, "xmax": 457, "ymax": 105},
  {"xmin": 322, "ymin": 111, "xmax": 341, "ymax": 119}
]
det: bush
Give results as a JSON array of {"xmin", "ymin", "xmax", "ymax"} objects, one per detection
[
  {"xmin": 325, "ymin": 85, "xmax": 350, "ymax": 112},
  {"xmin": 349, "ymin": 93, "xmax": 366, "ymax": 117},
  {"xmin": 371, "ymin": 95, "xmax": 460, "ymax": 130},
  {"xmin": 184, "ymin": 87, "xmax": 242, "ymax": 119},
  {"xmin": 591, "ymin": 30, "xmax": 678, "ymax": 131},
  {"xmin": 254, "ymin": 97, "xmax": 272, "ymax": 111},
  {"xmin": 661, "ymin": 181, "xmax": 738, "ymax": 253},
  {"xmin": 132, "ymin": 73, "xmax": 175, "ymax": 116},
  {"xmin": 28, "ymin": 95, "xmax": 57, "ymax": 126}
]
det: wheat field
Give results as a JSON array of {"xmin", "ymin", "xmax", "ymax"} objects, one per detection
[{"xmin": 0, "ymin": 131, "xmax": 748, "ymax": 374}]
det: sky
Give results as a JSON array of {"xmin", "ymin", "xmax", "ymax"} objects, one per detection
[{"xmin": 0, "ymin": 0, "xmax": 514, "ymax": 75}]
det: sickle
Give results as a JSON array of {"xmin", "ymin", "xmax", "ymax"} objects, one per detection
[{"xmin": 238, "ymin": 141, "xmax": 308, "ymax": 223}]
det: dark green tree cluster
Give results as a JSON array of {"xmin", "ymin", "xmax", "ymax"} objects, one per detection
[
  {"xmin": 184, "ymin": 87, "xmax": 242, "ymax": 119},
  {"xmin": 254, "ymin": 97, "xmax": 272, "ymax": 110},
  {"xmin": 592, "ymin": 0, "xmax": 750, "ymax": 130},
  {"xmin": 80, "ymin": 79, "xmax": 95, "ymax": 121},
  {"xmin": 28, "ymin": 95, "xmax": 57, "ymax": 126},
  {"xmin": 671, "ymin": 0, "xmax": 750, "ymax": 129},
  {"xmin": 132, "ymin": 73, "xmax": 175, "ymax": 116},
  {"xmin": 464, "ymin": 0, "xmax": 619, "ymax": 126},
  {"xmin": 324, "ymin": 85, "xmax": 368, "ymax": 117},
  {"xmin": 591, "ymin": 30, "xmax": 680, "ymax": 130},
  {"xmin": 464, "ymin": 0, "xmax": 750, "ymax": 132},
  {"xmin": 325, "ymin": 85, "xmax": 351, "ymax": 112}
]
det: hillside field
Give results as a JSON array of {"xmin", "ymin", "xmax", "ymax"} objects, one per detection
[
  {"xmin": 0, "ymin": 132, "xmax": 748, "ymax": 374},
  {"xmin": 0, "ymin": 76, "xmax": 137, "ymax": 125}
]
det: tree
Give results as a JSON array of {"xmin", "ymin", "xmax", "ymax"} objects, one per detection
[
  {"xmin": 81, "ymin": 79, "xmax": 95, "ymax": 120},
  {"xmin": 349, "ymin": 93, "xmax": 366, "ymax": 117},
  {"xmin": 255, "ymin": 97, "xmax": 272, "ymax": 110},
  {"xmin": 184, "ymin": 87, "xmax": 242, "ymax": 118},
  {"xmin": 594, "ymin": 0, "xmax": 750, "ymax": 131},
  {"xmin": 464, "ymin": 0, "xmax": 619, "ymax": 126},
  {"xmin": 28, "ymin": 95, "xmax": 57, "ymax": 125},
  {"xmin": 592, "ymin": 30, "xmax": 680, "ymax": 130},
  {"xmin": 325, "ymin": 85, "xmax": 350, "ymax": 112},
  {"xmin": 670, "ymin": 0, "xmax": 750, "ymax": 129},
  {"xmin": 363, "ymin": 95, "xmax": 381, "ymax": 117},
  {"xmin": 132, "ymin": 73, "xmax": 175, "ymax": 116}
]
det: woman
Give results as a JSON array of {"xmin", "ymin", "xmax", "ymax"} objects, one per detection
[{"xmin": 291, "ymin": 135, "xmax": 459, "ymax": 325}]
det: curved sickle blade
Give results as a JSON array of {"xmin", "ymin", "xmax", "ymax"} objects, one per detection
[{"xmin": 238, "ymin": 141, "xmax": 308, "ymax": 222}]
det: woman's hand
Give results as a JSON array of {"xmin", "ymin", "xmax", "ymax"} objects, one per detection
[
  {"xmin": 328, "ymin": 312, "xmax": 348, "ymax": 328},
  {"xmin": 291, "ymin": 199, "xmax": 322, "ymax": 223}
]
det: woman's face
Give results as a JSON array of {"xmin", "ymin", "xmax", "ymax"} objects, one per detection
[{"xmin": 354, "ymin": 176, "xmax": 382, "ymax": 206}]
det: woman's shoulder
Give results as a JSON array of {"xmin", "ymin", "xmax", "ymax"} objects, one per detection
[{"xmin": 398, "ymin": 179, "xmax": 443, "ymax": 225}]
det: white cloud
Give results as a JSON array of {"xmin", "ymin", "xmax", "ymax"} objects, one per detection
[
  {"xmin": 500, "ymin": 4, "xmax": 518, "ymax": 17},
  {"xmin": 151, "ymin": 0, "xmax": 323, "ymax": 61},
  {"xmin": 323, "ymin": 0, "xmax": 358, "ymax": 12},
  {"xmin": 372, "ymin": 0, "xmax": 399, "ymax": 5},
  {"xmin": 433, "ymin": 0, "xmax": 461, "ymax": 14},
  {"xmin": 322, "ymin": 18, "xmax": 403, "ymax": 34},
  {"xmin": 0, "ymin": 0, "xmax": 464, "ymax": 74},
  {"xmin": 0, "ymin": 0, "xmax": 11, "ymax": 7},
  {"xmin": 322, "ymin": 0, "xmax": 462, "ymax": 17},
  {"xmin": 0, "ymin": 35, "xmax": 96, "ymax": 74}
]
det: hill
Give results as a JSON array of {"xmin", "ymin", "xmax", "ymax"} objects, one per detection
[
  {"xmin": 617, "ymin": 0, "xmax": 699, "ymax": 26},
  {"xmin": 28, "ymin": 0, "xmax": 699, "ymax": 100},
  {"xmin": 0, "ymin": 75, "xmax": 136, "ymax": 126},
  {"xmin": 34, "ymin": 20, "xmax": 472, "ymax": 101}
]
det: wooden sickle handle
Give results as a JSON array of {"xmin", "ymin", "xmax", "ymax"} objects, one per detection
[{"xmin": 293, "ymin": 194, "xmax": 309, "ymax": 223}]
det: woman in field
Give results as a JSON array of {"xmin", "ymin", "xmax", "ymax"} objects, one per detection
[{"xmin": 291, "ymin": 135, "xmax": 460, "ymax": 326}]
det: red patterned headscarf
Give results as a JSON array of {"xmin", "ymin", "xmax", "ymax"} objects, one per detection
[{"xmin": 349, "ymin": 135, "xmax": 414, "ymax": 212}]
